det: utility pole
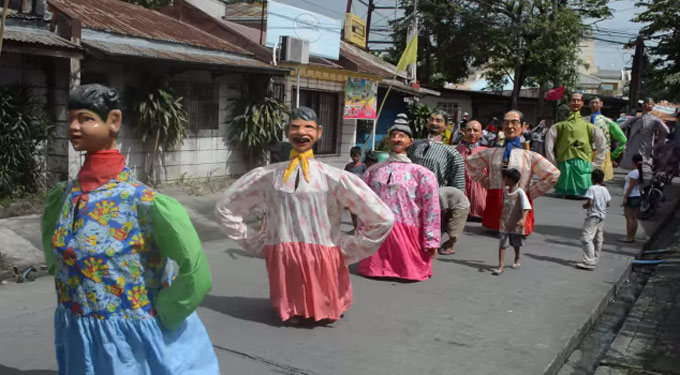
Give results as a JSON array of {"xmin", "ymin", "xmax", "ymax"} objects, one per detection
[
  {"xmin": 406, "ymin": 0, "xmax": 418, "ymax": 83},
  {"xmin": 629, "ymin": 36, "xmax": 644, "ymax": 110},
  {"xmin": 365, "ymin": 0, "xmax": 375, "ymax": 50},
  {"xmin": 346, "ymin": 0, "xmax": 352, "ymax": 13}
]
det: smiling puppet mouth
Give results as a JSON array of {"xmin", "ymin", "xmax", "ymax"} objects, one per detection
[{"xmin": 292, "ymin": 137, "xmax": 311, "ymax": 144}]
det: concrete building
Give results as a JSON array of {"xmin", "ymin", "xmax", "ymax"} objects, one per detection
[
  {"xmin": 45, "ymin": 0, "xmax": 288, "ymax": 182},
  {"xmin": 165, "ymin": 0, "xmax": 436, "ymax": 167},
  {"xmin": 0, "ymin": 0, "xmax": 83, "ymax": 183}
]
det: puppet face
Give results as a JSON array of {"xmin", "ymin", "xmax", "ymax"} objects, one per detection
[
  {"xmin": 569, "ymin": 93, "xmax": 584, "ymax": 112},
  {"xmin": 287, "ymin": 118, "xmax": 322, "ymax": 153},
  {"xmin": 463, "ymin": 121, "xmax": 483, "ymax": 144},
  {"xmin": 428, "ymin": 113, "xmax": 446, "ymax": 135},
  {"xmin": 589, "ymin": 98, "xmax": 603, "ymax": 113},
  {"xmin": 68, "ymin": 109, "xmax": 121, "ymax": 153},
  {"xmin": 502, "ymin": 111, "xmax": 526, "ymax": 140},
  {"xmin": 389, "ymin": 130, "xmax": 413, "ymax": 154}
]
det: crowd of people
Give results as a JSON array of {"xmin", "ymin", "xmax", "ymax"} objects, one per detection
[{"xmin": 41, "ymin": 83, "xmax": 676, "ymax": 374}]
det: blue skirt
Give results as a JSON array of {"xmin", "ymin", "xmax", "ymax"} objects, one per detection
[{"xmin": 54, "ymin": 307, "xmax": 219, "ymax": 375}]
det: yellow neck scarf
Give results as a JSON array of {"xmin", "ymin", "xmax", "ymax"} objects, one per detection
[{"xmin": 282, "ymin": 149, "xmax": 314, "ymax": 185}]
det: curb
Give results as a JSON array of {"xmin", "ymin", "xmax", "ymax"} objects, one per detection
[{"xmin": 542, "ymin": 186, "xmax": 680, "ymax": 375}]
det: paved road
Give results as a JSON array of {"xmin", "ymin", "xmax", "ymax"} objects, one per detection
[{"xmin": 0, "ymin": 170, "xmax": 676, "ymax": 375}]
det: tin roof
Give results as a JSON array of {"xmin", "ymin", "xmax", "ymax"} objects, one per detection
[
  {"xmin": 48, "ymin": 0, "xmax": 248, "ymax": 55},
  {"xmin": 3, "ymin": 26, "xmax": 81, "ymax": 50},
  {"xmin": 80, "ymin": 29, "xmax": 281, "ymax": 71},
  {"xmin": 225, "ymin": 2, "xmax": 266, "ymax": 19}
]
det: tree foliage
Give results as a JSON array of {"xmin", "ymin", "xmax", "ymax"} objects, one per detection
[
  {"xmin": 138, "ymin": 88, "xmax": 188, "ymax": 183},
  {"xmin": 387, "ymin": 0, "xmax": 611, "ymax": 107},
  {"xmin": 633, "ymin": 0, "xmax": 680, "ymax": 102},
  {"xmin": 0, "ymin": 85, "xmax": 53, "ymax": 197},
  {"xmin": 230, "ymin": 97, "xmax": 289, "ymax": 166}
]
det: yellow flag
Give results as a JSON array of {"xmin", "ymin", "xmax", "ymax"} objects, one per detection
[{"xmin": 396, "ymin": 35, "xmax": 418, "ymax": 72}]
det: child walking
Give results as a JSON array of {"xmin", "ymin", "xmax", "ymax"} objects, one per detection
[
  {"xmin": 345, "ymin": 146, "xmax": 368, "ymax": 233},
  {"xmin": 619, "ymin": 154, "xmax": 644, "ymax": 243},
  {"xmin": 576, "ymin": 169, "xmax": 611, "ymax": 270},
  {"xmin": 492, "ymin": 168, "xmax": 532, "ymax": 275}
]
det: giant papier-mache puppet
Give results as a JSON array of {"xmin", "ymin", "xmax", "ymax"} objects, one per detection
[
  {"xmin": 467, "ymin": 110, "xmax": 561, "ymax": 236},
  {"xmin": 215, "ymin": 106, "xmax": 394, "ymax": 325},
  {"xmin": 41, "ymin": 84, "xmax": 219, "ymax": 374}
]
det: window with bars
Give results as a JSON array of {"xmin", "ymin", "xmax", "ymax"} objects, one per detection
[
  {"xmin": 291, "ymin": 88, "xmax": 340, "ymax": 155},
  {"xmin": 172, "ymin": 81, "xmax": 219, "ymax": 131}
]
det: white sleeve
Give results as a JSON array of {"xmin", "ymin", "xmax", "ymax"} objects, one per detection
[
  {"xmin": 214, "ymin": 167, "xmax": 268, "ymax": 254},
  {"xmin": 584, "ymin": 187, "xmax": 594, "ymax": 200},
  {"xmin": 605, "ymin": 189, "xmax": 612, "ymax": 202},
  {"xmin": 520, "ymin": 189, "xmax": 532, "ymax": 211}
]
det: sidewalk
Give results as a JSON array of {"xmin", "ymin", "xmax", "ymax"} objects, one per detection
[{"xmin": 595, "ymin": 248, "xmax": 680, "ymax": 374}]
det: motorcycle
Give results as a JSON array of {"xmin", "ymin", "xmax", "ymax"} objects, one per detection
[{"xmin": 637, "ymin": 173, "xmax": 670, "ymax": 220}]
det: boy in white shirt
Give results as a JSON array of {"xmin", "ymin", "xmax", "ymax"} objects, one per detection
[
  {"xmin": 576, "ymin": 169, "xmax": 611, "ymax": 270},
  {"xmin": 492, "ymin": 168, "xmax": 532, "ymax": 275}
]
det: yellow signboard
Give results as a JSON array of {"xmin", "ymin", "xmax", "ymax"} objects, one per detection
[{"xmin": 344, "ymin": 13, "xmax": 366, "ymax": 48}]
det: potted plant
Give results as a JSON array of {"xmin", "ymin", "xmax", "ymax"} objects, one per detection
[{"xmin": 138, "ymin": 88, "xmax": 188, "ymax": 184}]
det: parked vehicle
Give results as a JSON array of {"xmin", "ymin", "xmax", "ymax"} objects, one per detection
[{"xmin": 638, "ymin": 173, "xmax": 671, "ymax": 220}]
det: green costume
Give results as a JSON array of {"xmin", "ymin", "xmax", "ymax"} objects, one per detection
[
  {"xmin": 587, "ymin": 113, "xmax": 627, "ymax": 181},
  {"xmin": 545, "ymin": 112, "xmax": 607, "ymax": 196}
]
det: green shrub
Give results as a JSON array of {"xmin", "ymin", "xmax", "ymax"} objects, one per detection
[{"xmin": 0, "ymin": 85, "xmax": 52, "ymax": 197}]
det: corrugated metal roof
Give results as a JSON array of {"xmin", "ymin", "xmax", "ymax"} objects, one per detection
[
  {"xmin": 340, "ymin": 41, "xmax": 408, "ymax": 79},
  {"xmin": 3, "ymin": 26, "xmax": 81, "ymax": 49},
  {"xmin": 225, "ymin": 2, "xmax": 265, "ymax": 19},
  {"xmin": 48, "ymin": 0, "xmax": 249, "ymax": 55},
  {"xmin": 594, "ymin": 69, "xmax": 623, "ymax": 80},
  {"xmin": 81, "ymin": 29, "xmax": 279, "ymax": 70}
]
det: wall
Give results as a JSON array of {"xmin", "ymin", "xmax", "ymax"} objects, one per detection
[
  {"xmin": 275, "ymin": 73, "xmax": 355, "ymax": 169},
  {"xmin": 0, "ymin": 52, "xmax": 76, "ymax": 184},
  {"xmin": 81, "ymin": 59, "xmax": 250, "ymax": 182},
  {"xmin": 420, "ymin": 95, "xmax": 473, "ymax": 122}
]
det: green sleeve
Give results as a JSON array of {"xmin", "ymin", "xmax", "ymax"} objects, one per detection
[
  {"xmin": 41, "ymin": 183, "xmax": 68, "ymax": 275},
  {"xmin": 608, "ymin": 119, "xmax": 627, "ymax": 159},
  {"xmin": 150, "ymin": 194, "xmax": 212, "ymax": 330}
]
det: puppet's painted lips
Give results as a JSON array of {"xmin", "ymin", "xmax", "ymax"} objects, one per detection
[{"xmin": 292, "ymin": 137, "xmax": 311, "ymax": 145}]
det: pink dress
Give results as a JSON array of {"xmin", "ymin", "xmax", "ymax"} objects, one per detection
[
  {"xmin": 215, "ymin": 160, "xmax": 394, "ymax": 322},
  {"xmin": 456, "ymin": 143, "xmax": 488, "ymax": 219},
  {"xmin": 358, "ymin": 159, "xmax": 440, "ymax": 281}
]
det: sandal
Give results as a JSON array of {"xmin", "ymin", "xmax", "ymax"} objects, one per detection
[
  {"xmin": 512, "ymin": 263, "xmax": 520, "ymax": 269},
  {"xmin": 617, "ymin": 238, "xmax": 635, "ymax": 243},
  {"xmin": 438, "ymin": 247, "xmax": 456, "ymax": 255},
  {"xmin": 491, "ymin": 268, "xmax": 503, "ymax": 275}
]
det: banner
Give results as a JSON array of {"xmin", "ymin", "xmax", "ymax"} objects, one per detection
[{"xmin": 344, "ymin": 78, "xmax": 378, "ymax": 119}]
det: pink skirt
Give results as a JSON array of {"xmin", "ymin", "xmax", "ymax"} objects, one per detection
[
  {"xmin": 357, "ymin": 222, "xmax": 432, "ymax": 281},
  {"xmin": 264, "ymin": 242, "xmax": 352, "ymax": 322},
  {"xmin": 466, "ymin": 176, "xmax": 487, "ymax": 219}
]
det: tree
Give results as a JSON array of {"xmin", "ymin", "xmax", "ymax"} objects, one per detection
[
  {"xmin": 387, "ymin": 0, "xmax": 611, "ymax": 108},
  {"xmin": 633, "ymin": 0, "xmax": 680, "ymax": 102}
]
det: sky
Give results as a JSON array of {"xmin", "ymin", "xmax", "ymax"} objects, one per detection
[{"xmin": 278, "ymin": 0, "xmax": 643, "ymax": 70}]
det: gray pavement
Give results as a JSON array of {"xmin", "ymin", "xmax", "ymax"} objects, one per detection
[{"xmin": 0, "ymin": 169, "xmax": 677, "ymax": 375}]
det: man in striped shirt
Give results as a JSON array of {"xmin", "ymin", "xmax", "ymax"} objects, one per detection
[{"xmin": 407, "ymin": 111, "xmax": 466, "ymax": 191}]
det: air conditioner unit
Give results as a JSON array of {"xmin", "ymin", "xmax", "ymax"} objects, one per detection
[{"xmin": 279, "ymin": 36, "xmax": 309, "ymax": 64}]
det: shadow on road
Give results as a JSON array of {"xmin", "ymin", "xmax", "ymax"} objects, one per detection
[
  {"xmin": 0, "ymin": 365, "xmax": 56, "ymax": 374},
  {"xmin": 436, "ymin": 257, "xmax": 495, "ymax": 273},
  {"xmin": 224, "ymin": 248, "xmax": 264, "ymax": 260},
  {"xmin": 523, "ymin": 253, "xmax": 577, "ymax": 268},
  {"xmin": 201, "ymin": 294, "xmax": 282, "ymax": 327},
  {"xmin": 533, "ymin": 224, "xmax": 626, "ymax": 244}
]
